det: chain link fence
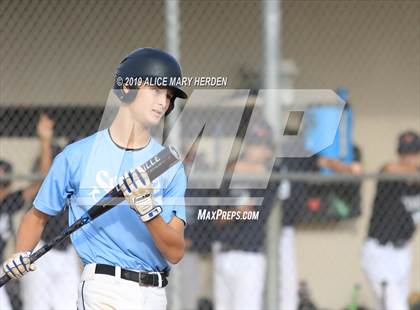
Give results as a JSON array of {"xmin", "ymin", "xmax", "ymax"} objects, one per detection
[{"xmin": 1, "ymin": 1, "xmax": 419, "ymax": 310}]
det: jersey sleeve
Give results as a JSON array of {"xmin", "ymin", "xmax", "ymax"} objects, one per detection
[
  {"xmin": 162, "ymin": 164, "xmax": 187, "ymax": 225},
  {"xmin": 33, "ymin": 151, "xmax": 74, "ymax": 216}
]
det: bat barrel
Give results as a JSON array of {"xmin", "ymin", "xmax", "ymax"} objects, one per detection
[
  {"xmin": 88, "ymin": 146, "xmax": 180, "ymax": 220},
  {"xmin": 143, "ymin": 145, "xmax": 180, "ymax": 180}
]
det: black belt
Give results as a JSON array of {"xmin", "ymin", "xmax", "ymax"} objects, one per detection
[{"xmin": 94, "ymin": 264, "xmax": 169, "ymax": 287}]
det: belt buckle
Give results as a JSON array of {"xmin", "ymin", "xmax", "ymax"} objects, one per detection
[{"xmin": 154, "ymin": 272, "xmax": 163, "ymax": 287}]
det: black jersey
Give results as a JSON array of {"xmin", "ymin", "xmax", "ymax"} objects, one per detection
[
  {"xmin": 0, "ymin": 190, "xmax": 25, "ymax": 260},
  {"xmin": 217, "ymin": 166, "xmax": 279, "ymax": 253},
  {"xmin": 368, "ymin": 177, "xmax": 420, "ymax": 246},
  {"xmin": 184, "ymin": 188, "xmax": 217, "ymax": 254}
]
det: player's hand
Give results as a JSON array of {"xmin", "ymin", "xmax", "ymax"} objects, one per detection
[
  {"xmin": 119, "ymin": 166, "xmax": 162, "ymax": 222},
  {"xmin": 349, "ymin": 162, "xmax": 362, "ymax": 175},
  {"xmin": 2, "ymin": 252, "xmax": 36, "ymax": 279},
  {"xmin": 36, "ymin": 113, "xmax": 54, "ymax": 141}
]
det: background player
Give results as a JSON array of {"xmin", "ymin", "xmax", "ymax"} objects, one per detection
[
  {"xmin": 362, "ymin": 130, "xmax": 420, "ymax": 310},
  {"xmin": 180, "ymin": 143, "xmax": 215, "ymax": 310},
  {"xmin": 20, "ymin": 140, "xmax": 81, "ymax": 309},
  {"xmin": 0, "ymin": 114, "xmax": 54, "ymax": 310},
  {"xmin": 214, "ymin": 120, "xmax": 276, "ymax": 310},
  {"xmin": 2, "ymin": 48, "xmax": 188, "ymax": 310}
]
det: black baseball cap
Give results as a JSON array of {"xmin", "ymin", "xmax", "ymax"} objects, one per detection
[{"xmin": 398, "ymin": 131, "xmax": 420, "ymax": 155}]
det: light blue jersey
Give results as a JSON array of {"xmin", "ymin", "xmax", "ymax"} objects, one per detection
[{"xmin": 33, "ymin": 129, "xmax": 186, "ymax": 272}]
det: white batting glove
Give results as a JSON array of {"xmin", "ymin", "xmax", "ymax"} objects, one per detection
[
  {"xmin": 119, "ymin": 166, "xmax": 162, "ymax": 222},
  {"xmin": 3, "ymin": 251, "xmax": 36, "ymax": 279}
]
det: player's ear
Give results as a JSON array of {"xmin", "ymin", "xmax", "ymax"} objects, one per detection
[
  {"xmin": 122, "ymin": 84, "xmax": 130, "ymax": 94},
  {"xmin": 117, "ymin": 84, "xmax": 138, "ymax": 103}
]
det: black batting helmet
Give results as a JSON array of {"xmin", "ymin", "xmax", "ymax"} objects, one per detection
[{"xmin": 113, "ymin": 48, "xmax": 188, "ymax": 115}]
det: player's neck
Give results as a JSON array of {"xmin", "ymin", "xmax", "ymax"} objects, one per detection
[
  {"xmin": 398, "ymin": 157, "xmax": 419, "ymax": 171},
  {"xmin": 109, "ymin": 109, "xmax": 151, "ymax": 149}
]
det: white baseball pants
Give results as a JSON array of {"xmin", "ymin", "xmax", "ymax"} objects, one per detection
[
  {"xmin": 214, "ymin": 250, "xmax": 266, "ymax": 310},
  {"xmin": 21, "ymin": 245, "xmax": 80, "ymax": 310},
  {"xmin": 77, "ymin": 264, "xmax": 167, "ymax": 310},
  {"xmin": 361, "ymin": 238, "xmax": 411, "ymax": 310},
  {"xmin": 0, "ymin": 286, "xmax": 12, "ymax": 310}
]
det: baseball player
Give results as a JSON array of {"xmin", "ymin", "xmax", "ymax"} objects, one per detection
[
  {"xmin": 0, "ymin": 114, "xmax": 55, "ymax": 310},
  {"xmin": 179, "ymin": 144, "xmax": 214, "ymax": 310},
  {"xmin": 2, "ymin": 48, "xmax": 188, "ymax": 309},
  {"xmin": 362, "ymin": 131, "xmax": 420, "ymax": 310},
  {"xmin": 21, "ymin": 143, "xmax": 80, "ymax": 310},
  {"xmin": 214, "ymin": 119, "xmax": 277, "ymax": 310}
]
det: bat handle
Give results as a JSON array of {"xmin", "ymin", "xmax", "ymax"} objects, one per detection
[
  {"xmin": 0, "ymin": 245, "xmax": 51, "ymax": 288},
  {"xmin": 0, "ymin": 273, "xmax": 11, "ymax": 287},
  {"xmin": 29, "ymin": 245, "xmax": 52, "ymax": 262}
]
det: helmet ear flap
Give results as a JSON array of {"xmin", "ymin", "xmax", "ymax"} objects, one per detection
[{"xmin": 114, "ymin": 88, "xmax": 138, "ymax": 103}]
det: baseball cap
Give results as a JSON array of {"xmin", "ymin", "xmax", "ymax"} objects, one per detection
[{"xmin": 398, "ymin": 131, "xmax": 420, "ymax": 155}]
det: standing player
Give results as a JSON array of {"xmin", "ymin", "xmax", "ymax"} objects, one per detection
[
  {"xmin": 2, "ymin": 48, "xmax": 188, "ymax": 309},
  {"xmin": 180, "ymin": 143, "xmax": 214, "ymax": 310},
  {"xmin": 0, "ymin": 114, "xmax": 55, "ymax": 310},
  {"xmin": 214, "ymin": 120, "xmax": 276, "ymax": 310},
  {"xmin": 362, "ymin": 131, "xmax": 420, "ymax": 310},
  {"xmin": 21, "ymin": 143, "xmax": 81, "ymax": 310}
]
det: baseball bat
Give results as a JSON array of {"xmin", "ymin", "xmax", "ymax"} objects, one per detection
[{"xmin": 0, "ymin": 146, "xmax": 180, "ymax": 287}]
